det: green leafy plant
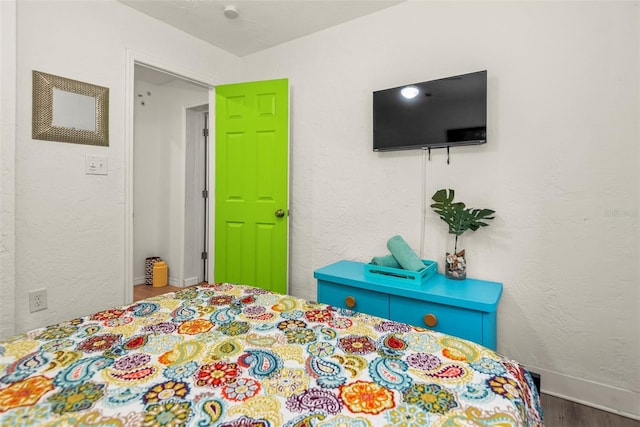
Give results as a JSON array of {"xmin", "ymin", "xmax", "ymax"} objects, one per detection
[{"xmin": 431, "ymin": 189, "xmax": 495, "ymax": 254}]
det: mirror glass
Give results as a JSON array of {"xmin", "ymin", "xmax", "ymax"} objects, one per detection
[{"xmin": 52, "ymin": 88, "xmax": 96, "ymax": 131}]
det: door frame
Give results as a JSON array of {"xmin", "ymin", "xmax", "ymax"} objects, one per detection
[
  {"xmin": 124, "ymin": 50, "xmax": 217, "ymax": 304},
  {"xmin": 184, "ymin": 105, "xmax": 210, "ymax": 285}
]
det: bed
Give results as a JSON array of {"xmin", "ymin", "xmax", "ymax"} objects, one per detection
[{"xmin": 0, "ymin": 283, "xmax": 543, "ymax": 426}]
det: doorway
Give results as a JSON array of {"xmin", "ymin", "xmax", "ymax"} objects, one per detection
[
  {"xmin": 125, "ymin": 54, "xmax": 290, "ymax": 304},
  {"xmin": 132, "ymin": 64, "xmax": 210, "ymax": 289}
]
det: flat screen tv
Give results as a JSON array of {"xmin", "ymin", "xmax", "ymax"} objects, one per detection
[{"xmin": 373, "ymin": 70, "xmax": 487, "ymax": 151}]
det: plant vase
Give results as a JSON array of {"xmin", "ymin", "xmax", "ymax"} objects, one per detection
[
  {"xmin": 445, "ymin": 249, "xmax": 466, "ymax": 280},
  {"xmin": 431, "ymin": 189, "xmax": 495, "ymax": 282}
]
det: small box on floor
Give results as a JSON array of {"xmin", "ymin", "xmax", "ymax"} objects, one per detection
[
  {"xmin": 153, "ymin": 261, "xmax": 168, "ymax": 288},
  {"xmin": 145, "ymin": 256, "xmax": 161, "ymax": 285}
]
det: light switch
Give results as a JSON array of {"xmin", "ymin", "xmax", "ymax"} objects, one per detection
[{"xmin": 85, "ymin": 156, "xmax": 108, "ymax": 175}]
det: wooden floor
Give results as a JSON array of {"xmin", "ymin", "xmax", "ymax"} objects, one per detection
[
  {"xmin": 133, "ymin": 285, "xmax": 638, "ymax": 427},
  {"xmin": 133, "ymin": 283, "xmax": 187, "ymax": 301},
  {"xmin": 541, "ymin": 394, "xmax": 639, "ymax": 427}
]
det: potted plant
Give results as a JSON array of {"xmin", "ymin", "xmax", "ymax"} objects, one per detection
[{"xmin": 431, "ymin": 189, "xmax": 495, "ymax": 280}]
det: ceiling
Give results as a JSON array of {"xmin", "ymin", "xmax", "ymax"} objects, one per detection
[{"xmin": 119, "ymin": 0, "xmax": 405, "ymax": 57}]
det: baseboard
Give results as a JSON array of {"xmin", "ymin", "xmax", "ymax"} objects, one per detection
[
  {"xmin": 528, "ymin": 365, "xmax": 640, "ymax": 420},
  {"xmin": 133, "ymin": 276, "xmax": 145, "ymax": 286},
  {"xmin": 168, "ymin": 277, "xmax": 181, "ymax": 287},
  {"xmin": 184, "ymin": 277, "xmax": 200, "ymax": 287}
]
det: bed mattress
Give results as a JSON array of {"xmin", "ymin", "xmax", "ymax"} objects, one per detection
[{"xmin": 0, "ymin": 283, "xmax": 543, "ymax": 426}]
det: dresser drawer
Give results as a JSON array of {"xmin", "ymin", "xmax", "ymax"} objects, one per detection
[
  {"xmin": 317, "ymin": 280, "xmax": 389, "ymax": 318},
  {"xmin": 315, "ymin": 261, "xmax": 501, "ymax": 350},
  {"xmin": 389, "ymin": 296, "xmax": 483, "ymax": 345}
]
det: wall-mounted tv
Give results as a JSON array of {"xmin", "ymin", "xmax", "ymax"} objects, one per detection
[{"xmin": 373, "ymin": 70, "xmax": 487, "ymax": 151}]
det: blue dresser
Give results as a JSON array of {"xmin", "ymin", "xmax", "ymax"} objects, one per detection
[{"xmin": 314, "ymin": 260, "xmax": 503, "ymax": 350}]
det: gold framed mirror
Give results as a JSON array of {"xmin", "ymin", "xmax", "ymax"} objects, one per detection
[{"xmin": 32, "ymin": 71, "xmax": 109, "ymax": 146}]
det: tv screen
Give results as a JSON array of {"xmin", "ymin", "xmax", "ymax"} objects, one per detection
[{"xmin": 373, "ymin": 70, "xmax": 487, "ymax": 151}]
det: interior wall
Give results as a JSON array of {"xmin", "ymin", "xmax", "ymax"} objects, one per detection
[
  {"xmin": 0, "ymin": 0, "xmax": 17, "ymax": 339},
  {"xmin": 133, "ymin": 78, "xmax": 208, "ymax": 285},
  {"xmin": 5, "ymin": 0, "xmax": 639, "ymax": 418},
  {"xmin": 12, "ymin": 0, "xmax": 240, "ymax": 334},
  {"xmin": 132, "ymin": 80, "xmax": 161, "ymax": 284},
  {"xmin": 242, "ymin": 1, "xmax": 640, "ymax": 417}
]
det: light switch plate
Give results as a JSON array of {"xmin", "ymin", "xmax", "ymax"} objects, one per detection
[{"xmin": 85, "ymin": 156, "xmax": 108, "ymax": 175}]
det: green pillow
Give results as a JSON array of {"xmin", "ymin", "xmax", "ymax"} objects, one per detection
[
  {"xmin": 387, "ymin": 235, "xmax": 425, "ymax": 272},
  {"xmin": 370, "ymin": 254, "xmax": 401, "ymax": 268}
]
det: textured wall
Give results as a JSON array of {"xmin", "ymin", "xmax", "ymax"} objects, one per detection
[
  {"xmin": 241, "ymin": 1, "xmax": 640, "ymax": 417},
  {"xmin": 0, "ymin": 0, "xmax": 17, "ymax": 339},
  {"xmin": 12, "ymin": 0, "xmax": 240, "ymax": 333},
  {"xmin": 4, "ymin": 0, "xmax": 639, "ymax": 418}
]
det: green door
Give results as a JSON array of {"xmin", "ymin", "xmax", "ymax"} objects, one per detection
[{"xmin": 214, "ymin": 79, "xmax": 288, "ymax": 294}]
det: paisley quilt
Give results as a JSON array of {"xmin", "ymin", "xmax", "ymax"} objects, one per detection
[{"xmin": 0, "ymin": 283, "xmax": 543, "ymax": 426}]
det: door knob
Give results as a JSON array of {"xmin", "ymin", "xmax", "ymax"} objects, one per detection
[{"xmin": 275, "ymin": 209, "xmax": 285, "ymax": 218}]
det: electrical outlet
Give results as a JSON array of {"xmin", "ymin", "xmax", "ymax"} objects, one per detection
[{"xmin": 29, "ymin": 288, "xmax": 47, "ymax": 312}]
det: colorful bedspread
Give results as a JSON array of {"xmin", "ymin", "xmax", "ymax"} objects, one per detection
[{"xmin": 0, "ymin": 284, "xmax": 543, "ymax": 426}]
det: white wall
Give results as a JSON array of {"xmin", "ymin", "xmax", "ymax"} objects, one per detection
[
  {"xmin": 133, "ymin": 80, "xmax": 161, "ymax": 284},
  {"xmin": 132, "ymin": 79, "xmax": 208, "ymax": 286},
  {"xmin": 3, "ymin": 0, "xmax": 639, "ymax": 418},
  {"xmin": 242, "ymin": 1, "xmax": 640, "ymax": 417},
  {"xmin": 0, "ymin": 0, "xmax": 17, "ymax": 338},
  {"xmin": 11, "ymin": 0, "xmax": 240, "ymax": 334}
]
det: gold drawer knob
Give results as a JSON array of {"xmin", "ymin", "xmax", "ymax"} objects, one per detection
[
  {"xmin": 345, "ymin": 296, "xmax": 356, "ymax": 308},
  {"xmin": 424, "ymin": 313, "xmax": 438, "ymax": 327}
]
